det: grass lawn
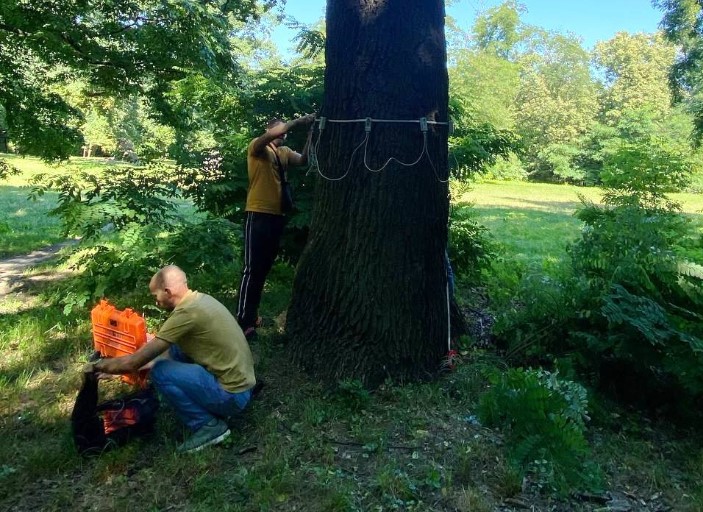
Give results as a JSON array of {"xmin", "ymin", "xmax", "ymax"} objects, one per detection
[
  {"xmin": 0, "ymin": 154, "xmax": 179, "ymax": 258},
  {"xmin": 0, "ymin": 154, "xmax": 127, "ymax": 258},
  {"xmin": 464, "ymin": 181, "xmax": 703, "ymax": 272},
  {"xmin": 0, "ymin": 185, "xmax": 65, "ymax": 258},
  {"xmin": 1, "ymin": 175, "xmax": 702, "ymax": 511}
]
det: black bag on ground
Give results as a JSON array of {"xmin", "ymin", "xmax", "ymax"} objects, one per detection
[{"xmin": 71, "ymin": 372, "xmax": 159, "ymax": 456}]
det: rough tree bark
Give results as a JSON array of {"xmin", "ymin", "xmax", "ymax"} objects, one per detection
[{"xmin": 286, "ymin": 0, "xmax": 452, "ymax": 386}]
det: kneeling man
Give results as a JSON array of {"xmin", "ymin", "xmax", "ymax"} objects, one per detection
[{"xmin": 86, "ymin": 265, "xmax": 256, "ymax": 453}]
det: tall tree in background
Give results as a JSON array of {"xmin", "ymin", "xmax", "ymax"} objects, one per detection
[
  {"xmin": 593, "ymin": 32, "xmax": 676, "ymax": 124},
  {"xmin": 655, "ymin": 0, "xmax": 703, "ymax": 139},
  {"xmin": 472, "ymin": 0, "xmax": 525, "ymax": 60},
  {"xmin": 286, "ymin": 0, "xmax": 451, "ymax": 385},
  {"xmin": 515, "ymin": 30, "xmax": 598, "ymax": 180}
]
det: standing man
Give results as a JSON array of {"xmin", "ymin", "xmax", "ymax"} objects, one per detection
[
  {"xmin": 237, "ymin": 114, "xmax": 315, "ymax": 340},
  {"xmin": 86, "ymin": 265, "xmax": 256, "ymax": 453}
]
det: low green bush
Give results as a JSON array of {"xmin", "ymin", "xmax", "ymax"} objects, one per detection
[
  {"xmin": 493, "ymin": 133, "xmax": 703, "ymax": 417},
  {"xmin": 448, "ymin": 205, "xmax": 496, "ymax": 283},
  {"xmin": 478, "ymin": 368, "xmax": 601, "ymax": 495},
  {"xmin": 30, "ymin": 165, "xmax": 242, "ymax": 313}
]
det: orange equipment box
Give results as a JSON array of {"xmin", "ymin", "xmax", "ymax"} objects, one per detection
[{"xmin": 91, "ymin": 300, "xmax": 149, "ymax": 387}]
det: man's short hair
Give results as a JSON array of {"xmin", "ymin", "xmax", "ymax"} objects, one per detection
[{"xmin": 152, "ymin": 265, "xmax": 187, "ymax": 290}]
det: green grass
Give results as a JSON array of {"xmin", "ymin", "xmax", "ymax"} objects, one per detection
[
  {"xmin": 1, "ymin": 178, "xmax": 702, "ymax": 511},
  {"xmin": 0, "ymin": 154, "xmax": 128, "ymax": 258},
  {"xmin": 0, "ymin": 153, "xmax": 184, "ymax": 258},
  {"xmin": 0, "ymin": 185, "xmax": 65, "ymax": 258},
  {"xmin": 1, "ymin": 153, "xmax": 134, "ymax": 186},
  {"xmin": 463, "ymin": 181, "xmax": 703, "ymax": 272}
]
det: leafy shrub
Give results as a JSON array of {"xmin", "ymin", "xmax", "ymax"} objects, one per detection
[
  {"xmin": 533, "ymin": 143, "xmax": 584, "ymax": 184},
  {"xmin": 0, "ymin": 159, "xmax": 20, "ymax": 181},
  {"xmin": 494, "ymin": 132, "xmax": 703, "ymax": 416},
  {"xmin": 491, "ymin": 272, "xmax": 588, "ymax": 363},
  {"xmin": 448, "ymin": 205, "xmax": 496, "ymax": 283},
  {"xmin": 686, "ymin": 171, "xmax": 703, "ymax": 193},
  {"xmin": 162, "ymin": 217, "xmax": 242, "ymax": 295},
  {"xmin": 31, "ymin": 163, "xmax": 182, "ymax": 240},
  {"xmin": 482, "ymin": 153, "xmax": 527, "ymax": 181},
  {"xmin": 31, "ymin": 165, "xmax": 242, "ymax": 312},
  {"xmin": 570, "ymin": 203, "xmax": 703, "ymax": 395},
  {"xmin": 449, "ymin": 123, "xmax": 519, "ymax": 182},
  {"xmin": 478, "ymin": 368, "xmax": 601, "ymax": 495},
  {"xmin": 333, "ymin": 379, "xmax": 371, "ymax": 413}
]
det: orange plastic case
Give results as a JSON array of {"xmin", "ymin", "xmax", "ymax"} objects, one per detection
[{"xmin": 91, "ymin": 300, "xmax": 149, "ymax": 387}]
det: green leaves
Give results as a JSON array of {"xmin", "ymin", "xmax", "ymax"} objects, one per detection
[
  {"xmin": 478, "ymin": 368, "xmax": 599, "ymax": 495},
  {"xmin": 0, "ymin": 0, "xmax": 264, "ymax": 160},
  {"xmin": 448, "ymin": 205, "xmax": 496, "ymax": 283}
]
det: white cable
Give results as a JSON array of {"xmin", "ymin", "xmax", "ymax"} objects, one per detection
[
  {"xmin": 309, "ymin": 127, "xmax": 367, "ymax": 181},
  {"xmin": 363, "ymin": 131, "xmax": 428, "ymax": 173},
  {"xmin": 309, "ymin": 116, "xmax": 451, "ymax": 182},
  {"xmin": 322, "ymin": 118, "xmax": 449, "ymax": 126},
  {"xmin": 446, "ymin": 279, "xmax": 451, "ymax": 353}
]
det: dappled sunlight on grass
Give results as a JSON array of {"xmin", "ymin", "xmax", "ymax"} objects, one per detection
[
  {"xmin": 468, "ymin": 181, "xmax": 702, "ymax": 215},
  {"xmin": 0, "ymin": 153, "xmax": 185, "ymax": 257},
  {"xmin": 464, "ymin": 182, "xmax": 703, "ymax": 275},
  {"xmin": 465, "ymin": 181, "xmax": 602, "ymax": 210},
  {"xmin": 471, "ymin": 206, "xmax": 582, "ymax": 271},
  {"xmin": 1, "ymin": 153, "xmax": 136, "ymax": 185}
]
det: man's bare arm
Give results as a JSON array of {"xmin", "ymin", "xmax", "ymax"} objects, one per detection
[
  {"xmin": 251, "ymin": 114, "xmax": 316, "ymax": 156},
  {"xmin": 89, "ymin": 337, "xmax": 170, "ymax": 374}
]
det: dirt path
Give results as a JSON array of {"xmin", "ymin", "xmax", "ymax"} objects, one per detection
[{"xmin": 0, "ymin": 241, "xmax": 76, "ymax": 297}]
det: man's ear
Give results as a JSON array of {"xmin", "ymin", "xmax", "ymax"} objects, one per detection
[{"xmin": 163, "ymin": 287, "xmax": 173, "ymax": 296}]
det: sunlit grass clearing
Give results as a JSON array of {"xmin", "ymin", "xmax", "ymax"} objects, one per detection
[{"xmin": 465, "ymin": 181, "xmax": 703, "ymax": 271}]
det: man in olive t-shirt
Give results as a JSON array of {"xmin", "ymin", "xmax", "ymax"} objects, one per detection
[{"xmin": 86, "ymin": 265, "xmax": 256, "ymax": 453}]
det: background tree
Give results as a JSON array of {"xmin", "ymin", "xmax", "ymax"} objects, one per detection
[
  {"xmin": 655, "ymin": 0, "xmax": 703, "ymax": 138},
  {"xmin": 515, "ymin": 30, "xmax": 598, "ymax": 181},
  {"xmin": 593, "ymin": 32, "xmax": 676, "ymax": 125},
  {"xmin": 0, "ymin": 0, "xmax": 262, "ymax": 160},
  {"xmin": 286, "ymin": 0, "xmax": 451, "ymax": 385},
  {"xmin": 576, "ymin": 30, "xmax": 697, "ymax": 186},
  {"xmin": 472, "ymin": 0, "xmax": 525, "ymax": 60}
]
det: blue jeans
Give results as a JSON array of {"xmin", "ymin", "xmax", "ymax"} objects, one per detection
[{"xmin": 150, "ymin": 345, "xmax": 252, "ymax": 431}]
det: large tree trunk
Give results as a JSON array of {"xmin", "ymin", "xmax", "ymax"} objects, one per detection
[{"xmin": 286, "ymin": 0, "xmax": 450, "ymax": 386}]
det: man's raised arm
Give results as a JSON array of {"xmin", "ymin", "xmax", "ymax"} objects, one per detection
[{"xmin": 251, "ymin": 114, "xmax": 316, "ymax": 156}]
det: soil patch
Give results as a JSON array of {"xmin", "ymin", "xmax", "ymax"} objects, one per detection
[{"xmin": 0, "ymin": 241, "xmax": 76, "ymax": 297}]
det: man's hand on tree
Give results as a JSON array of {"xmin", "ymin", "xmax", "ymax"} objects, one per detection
[{"xmin": 297, "ymin": 114, "xmax": 316, "ymax": 126}]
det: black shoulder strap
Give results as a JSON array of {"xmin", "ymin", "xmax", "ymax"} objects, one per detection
[{"xmin": 268, "ymin": 143, "xmax": 287, "ymax": 183}]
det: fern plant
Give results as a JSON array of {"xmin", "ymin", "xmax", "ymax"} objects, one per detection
[
  {"xmin": 478, "ymin": 368, "xmax": 601, "ymax": 495},
  {"xmin": 495, "ymin": 127, "xmax": 703, "ymax": 416}
]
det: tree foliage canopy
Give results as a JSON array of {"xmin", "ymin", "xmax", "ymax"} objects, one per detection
[
  {"xmin": 0, "ymin": 0, "xmax": 267, "ymax": 159},
  {"xmin": 656, "ymin": 0, "xmax": 703, "ymax": 139}
]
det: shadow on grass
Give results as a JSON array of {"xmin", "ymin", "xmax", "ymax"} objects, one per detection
[
  {"xmin": 486, "ymin": 195, "xmax": 585, "ymax": 213},
  {"xmin": 0, "ymin": 304, "xmax": 91, "ymax": 387}
]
